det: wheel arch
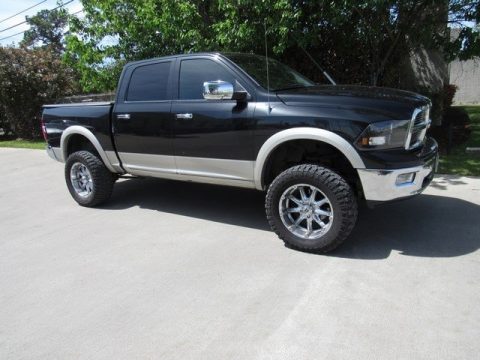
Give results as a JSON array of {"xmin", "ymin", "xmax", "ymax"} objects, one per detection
[
  {"xmin": 254, "ymin": 128, "xmax": 365, "ymax": 190},
  {"xmin": 60, "ymin": 126, "xmax": 117, "ymax": 173}
]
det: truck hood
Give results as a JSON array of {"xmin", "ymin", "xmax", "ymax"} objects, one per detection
[{"xmin": 276, "ymin": 85, "xmax": 430, "ymax": 119}]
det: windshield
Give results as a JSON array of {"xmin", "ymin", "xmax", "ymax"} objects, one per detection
[{"xmin": 224, "ymin": 53, "xmax": 316, "ymax": 91}]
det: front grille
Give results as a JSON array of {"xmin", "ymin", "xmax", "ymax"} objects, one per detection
[{"xmin": 405, "ymin": 106, "xmax": 430, "ymax": 150}]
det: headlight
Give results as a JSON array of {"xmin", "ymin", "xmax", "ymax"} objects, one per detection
[{"xmin": 355, "ymin": 120, "xmax": 410, "ymax": 150}]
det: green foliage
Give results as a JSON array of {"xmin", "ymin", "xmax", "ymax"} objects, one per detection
[
  {"xmin": 0, "ymin": 47, "xmax": 77, "ymax": 139},
  {"xmin": 447, "ymin": 1, "xmax": 480, "ymax": 61},
  {"xmin": 0, "ymin": 7, "xmax": 81, "ymax": 140},
  {"xmin": 21, "ymin": 7, "xmax": 70, "ymax": 53},
  {"xmin": 437, "ymin": 106, "xmax": 480, "ymax": 176},
  {"xmin": 64, "ymin": 0, "xmax": 313, "ymax": 91},
  {"xmin": 66, "ymin": 0, "xmax": 479, "ymax": 93}
]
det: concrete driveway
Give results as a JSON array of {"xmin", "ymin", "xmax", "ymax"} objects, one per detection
[{"xmin": 1, "ymin": 148, "xmax": 479, "ymax": 360}]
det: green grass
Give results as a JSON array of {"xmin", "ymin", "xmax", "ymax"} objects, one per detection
[
  {"xmin": 438, "ymin": 105, "xmax": 480, "ymax": 176},
  {"xmin": 0, "ymin": 139, "xmax": 45, "ymax": 150}
]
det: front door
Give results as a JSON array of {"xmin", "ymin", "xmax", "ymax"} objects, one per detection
[
  {"xmin": 113, "ymin": 60, "xmax": 175, "ymax": 176},
  {"xmin": 171, "ymin": 57, "xmax": 256, "ymax": 186}
]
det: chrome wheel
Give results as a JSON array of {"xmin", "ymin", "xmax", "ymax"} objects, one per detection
[
  {"xmin": 70, "ymin": 162, "xmax": 93, "ymax": 198},
  {"xmin": 279, "ymin": 183, "xmax": 334, "ymax": 240}
]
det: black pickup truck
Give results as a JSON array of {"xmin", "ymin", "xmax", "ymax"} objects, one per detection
[{"xmin": 42, "ymin": 52, "xmax": 438, "ymax": 252}]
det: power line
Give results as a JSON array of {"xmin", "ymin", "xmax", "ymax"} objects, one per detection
[
  {"xmin": 0, "ymin": 8, "xmax": 83, "ymax": 42},
  {"xmin": 0, "ymin": 20, "xmax": 28, "ymax": 34},
  {"xmin": 0, "ymin": 30, "xmax": 26, "ymax": 42},
  {"xmin": 0, "ymin": 0, "xmax": 75, "ymax": 33},
  {"xmin": 0, "ymin": 0, "xmax": 47, "ymax": 25}
]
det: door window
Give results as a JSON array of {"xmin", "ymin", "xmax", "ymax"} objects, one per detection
[
  {"xmin": 179, "ymin": 59, "xmax": 236, "ymax": 100},
  {"xmin": 127, "ymin": 62, "xmax": 171, "ymax": 101}
]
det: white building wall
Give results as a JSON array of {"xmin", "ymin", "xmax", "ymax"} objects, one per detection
[{"xmin": 449, "ymin": 58, "xmax": 480, "ymax": 105}]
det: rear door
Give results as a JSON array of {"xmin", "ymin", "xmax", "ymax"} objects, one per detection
[
  {"xmin": 113, "ymin": 59, "xmax": 176, "ymax": 176},
  {"xmin": 171, "ymin": 56, "xmax": 256, "ymax": 185}
]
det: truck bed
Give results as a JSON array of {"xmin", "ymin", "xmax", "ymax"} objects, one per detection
[{"xmin": 42, "ymin": 102, "xmax": 115, "ymax": 152}]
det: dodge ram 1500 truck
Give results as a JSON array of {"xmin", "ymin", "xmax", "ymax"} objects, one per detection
[{"xmin": 42, "ymin": 52, "xmax": 439, "ymax": 252}]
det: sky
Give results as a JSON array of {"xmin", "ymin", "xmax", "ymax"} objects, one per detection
[{"xmin": 0, "ymin": 0, "xmax": 83, "ymax": 46}]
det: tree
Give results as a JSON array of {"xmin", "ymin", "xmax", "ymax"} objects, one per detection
[
  {"xmin": 65, "ymin": 0, "xmax": 479, "ymax": 92},
  {"xmin": 65, "ymin": 0, "xmax": 297, "ymax": 92},
  {"xmin": 21, "ymin": 7, "xmax": 70, "ymax": 53},
  {"xmin": 0, "ymin": 47, "xmax": 77, "ymax": 139}
]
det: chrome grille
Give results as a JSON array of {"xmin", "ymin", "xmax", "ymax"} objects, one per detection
[{"xmin": 405, "ymin": 106, "xmax": 430, "ymax": 150}]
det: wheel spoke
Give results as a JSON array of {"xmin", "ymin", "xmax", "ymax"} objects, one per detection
[
  {"xmin": 294, "ymin": 214, "xmax": 306, "ymax": 226},
  {"xmin": 315, "ymin": 198, "xmax": 328, "ymax": 207},
  {"xmin": 288, "ymin": 195, "xmax": 302, "ymax": 206},
  {"xmin": 309, "ymin": 188, "xmax": 317, "ymax": 201},
  {"xmin": 299, "ymin": 187, "xmax": 308, "ymax": 201},
  {"xmin": 286, "ymin": 207, "xmax": 302, "ymax": 213},
  {"xmin": 306, "ymin": 217, "xmax": 313, "ymax": 236},
  {"xmin": 315, "ymin": 208, "xmax": 332, "ymax": 217},
  {"xmin": 313, "ymin": 215, "xmax": 326, "ymax": 228}
]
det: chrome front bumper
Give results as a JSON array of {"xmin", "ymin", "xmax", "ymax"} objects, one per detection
[{"xmin": 357, "ymin": 153, "xmax": 438, "ymax": 202}]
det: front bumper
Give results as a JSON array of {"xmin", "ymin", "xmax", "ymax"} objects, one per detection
[{"xmin": 357, "ymin": 138, "xmax": 439, "ymax": 202}]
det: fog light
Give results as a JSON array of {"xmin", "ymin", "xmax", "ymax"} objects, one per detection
[
  {"xmin": 396, "ymin": 172, "xmax": 416, "ymax": 185},
  {"xmin": 368, "ymin": 136, "xmax": 386, "ymax": 146}
]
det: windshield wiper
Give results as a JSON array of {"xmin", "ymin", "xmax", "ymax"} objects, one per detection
[{"xmin": 273, "ymin": 84, "xmax": 313, "ymax": 92}]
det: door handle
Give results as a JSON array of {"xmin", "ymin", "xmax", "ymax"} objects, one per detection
[
  {"xmin": 117, "ymin": 113, "xmax": 131, "ymax": 119},
  {"xmin": 176, "ymin": 113, "xmax": 193, "ymax": 119}
]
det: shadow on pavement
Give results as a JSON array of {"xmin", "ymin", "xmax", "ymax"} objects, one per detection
[
  {"xmin": 429, "ymin": 175, "xmax": 469, "ymax": 191},
  {"xmin": 334, "ymin": 194, "xmax": 480, "ymax": 259},
  {"xmin": 104, "ymin": 178, "xmax": 480, "ymax": 259},
  {"xmin": 106, "ymin": 178, "xmax": 269, "ymax": 231}
]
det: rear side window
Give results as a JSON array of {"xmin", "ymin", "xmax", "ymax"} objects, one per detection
[
  {"xmin": 179, "ymin": 59, "xmax": 236, "ymax": 100},
  {"xmin": 127, "ymin": 62, "xmax": 171, "ymax": 101}
]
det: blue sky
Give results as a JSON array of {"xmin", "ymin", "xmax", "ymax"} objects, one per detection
[{"xmin": 0, "ymin": 0, "xmax": 83, "ymax": 46}]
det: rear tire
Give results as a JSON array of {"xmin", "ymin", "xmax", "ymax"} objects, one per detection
[
  {"xmin": 65, "ymin": 150, "xmax": 116, "ymax": 207},
  {"xmin": 265, "ymin": 164, "xmax": 358, "ymax": 252}
]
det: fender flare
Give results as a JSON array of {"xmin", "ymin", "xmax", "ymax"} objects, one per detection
[
  {"xmin": 253, "ymin": 127, "xmax": 366, "ymax": 190},
  {"xmin": 60, "ymin": 126, "xmax": 117, "ymax": 173}
]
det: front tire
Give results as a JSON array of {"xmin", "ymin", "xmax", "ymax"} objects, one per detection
[
  {"xmin": 265, "ymin": 164, "xmax": 358, "ymax": 252},
  {"xmin": 65, "ymin": 151, "xmax": 116, "ymax": 207}
]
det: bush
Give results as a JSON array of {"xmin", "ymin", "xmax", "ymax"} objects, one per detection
[
  {"xmin": 429, "ymin": 107, "xmax": 471, "ymax": 153},
  {"xmin": 0, "ymin": 46, "xmax": 77, "ymax": 139},
  {"xmin": 427, "ymin": 84, "xmax": 466, "ymax": 153}
]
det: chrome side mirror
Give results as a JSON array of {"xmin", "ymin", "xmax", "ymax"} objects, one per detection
[{"xmin": 203, "ymin": 80, "xmax": 234, "ymax": 100}]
